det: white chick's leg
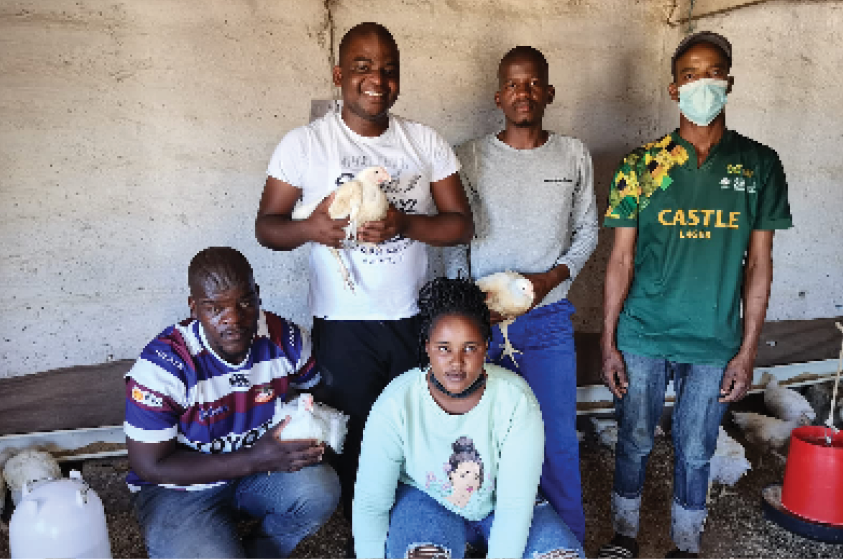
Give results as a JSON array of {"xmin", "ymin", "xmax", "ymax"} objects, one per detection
[
  {"xmin": 329, "ymin": 247, "xmax": 356, "ymax": 292},
  {"xmin": 499, "ymin": 319, "xmax": 522, "ymax": 368},
  {"xmin": 347, "ymin": 203, "xmax": 360, "ymax": 243},
  {"xmin": 718, "ymin": 486, "xmax": 736, "ymax": 499},
  {"xmin": 706, "ymin": 482, "xmax": 713, "ymax": 506}
]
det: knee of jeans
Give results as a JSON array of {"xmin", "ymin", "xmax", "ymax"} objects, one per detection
[
  {"xmin": 616, "ymin": 423, "xmax": 655, "ymax": 457},
  {"xmin": 675, "ymin": 434, "xmax": 716, "ymax": 465},
  {"xmin": 405, "ymin": 542, "xmax": 451, "ymax": 558},
  {"xmin": 311, "ymin": 466, "xmax": 341, "ymax": 516},
  {"xmin": 283, "ymin": 464, "xmax": 340, "ymax": 521}
]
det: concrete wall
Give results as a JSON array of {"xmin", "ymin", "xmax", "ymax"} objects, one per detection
[{"xmin": 0, "ymin": 0, "xmax": 840, "ymax": 378}]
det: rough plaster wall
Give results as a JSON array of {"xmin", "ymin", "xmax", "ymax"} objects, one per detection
[
  {"xmin": 0, "ymin": 0, "xmax": 672, "ymax": 378},
  {"xmin": 661, "ymin": 0, "xmax": 843, "ymax": 321},
  {"xmin": 0, "ymin": 0, "xmax": 332, "ymax": 377}
]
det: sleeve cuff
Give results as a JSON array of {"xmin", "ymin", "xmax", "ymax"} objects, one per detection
[
  {"xmin": 554, "ymin": 257, "xmax": 579, "ymax": 281},
  {"xmin": 603, "ymin": 218, "xmax": 637, "ymax": 228},
  {"xmin": 124, "ymin": 422, "xmax": 178, "ymax": 443},
  {"xmin": 754, "ymin": 217, "xmax": 793, "ymax": 230}
]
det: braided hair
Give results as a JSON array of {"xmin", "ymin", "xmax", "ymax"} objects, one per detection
[{"xmin": 417, "ymin": 276, "xmax": 491, "ymax": 367}]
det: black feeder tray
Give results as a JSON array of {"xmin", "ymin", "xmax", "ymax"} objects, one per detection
[{"xmin": 762, "ymin": 484, "xmax": 843, "ymax": 544}]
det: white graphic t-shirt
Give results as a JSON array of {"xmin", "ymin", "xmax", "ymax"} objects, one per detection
[{"xmin": 267, "ymin": 111, "xmax": 460, "ymax": 320}]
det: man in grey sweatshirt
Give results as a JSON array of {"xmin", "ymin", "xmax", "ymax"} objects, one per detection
[{"xmin": 449, "ymin": 46, "xmax": 598, "ymax": 543}]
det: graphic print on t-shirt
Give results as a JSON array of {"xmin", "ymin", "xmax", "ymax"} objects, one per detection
[
  {"xmin": 605, "ymin": 133, "xmax": 768, "ymax": 242},
  {"xmin": 422, "ymin": 436, "xmax": 493, "ymax": 510},
  {"xmin": 605, "ymin": 134, "xmax": 690, "ymax": 219}
]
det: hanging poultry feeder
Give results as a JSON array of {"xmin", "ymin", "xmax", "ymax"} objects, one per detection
[
  {"xmin": 762, "ymin": 324, "xmax": 843, "ymax": 543},
  {"xmin": 762, "ymin": 426, "xmax": 843, "ymax": 543}
]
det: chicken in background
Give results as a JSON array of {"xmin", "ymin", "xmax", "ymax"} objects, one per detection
[
  {"xmin": 292, "ymin": 166, "xmax": 392, "ymax": 292},
  {"xmin": 804, "ymin": 381, "xmax": 843, "ymax": 428},
  {"xmin": 2, "ymin": 448, "xmax": 62, "ymax": 506},
  {"xmin": 760, "ymin": 371, "xmax": 816, "ymax": 423},
  {"xmin": 589, "ymin": 417, "xmax": 619, "ymax": 450},
  {"xmin": 475, "ymin": 270, "xmax": 535, "ymax": 367},
  {"xmin": 732, "ymin": 410, "xmax": 812, "ymax": 465},
  {"xmin": 273, "ymin": 393, "xmax": 349, "ymax": 454},
  {"xmin": 707, "ymin": 426, "xmax": 751, "ymax": 503}
]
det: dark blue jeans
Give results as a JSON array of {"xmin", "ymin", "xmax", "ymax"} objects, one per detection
[
  {"xmin": 612, "ymin": 351, "xmax": 728, "ymax": 552},
  {"xmin": 486, "ymin": 299, "xmax": 585, "ymax": 544},
  {"xmin": 132, "ymin": 464, "xmax": 340, "ymax": 558},
  {"xmin": 385, "ymin": 483, "xmax": 583, "ymax": 558}
]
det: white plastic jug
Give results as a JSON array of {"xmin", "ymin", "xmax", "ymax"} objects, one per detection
[{"xmin": 9, "ymin": 470, "xmax": 112, "ymax": 559}]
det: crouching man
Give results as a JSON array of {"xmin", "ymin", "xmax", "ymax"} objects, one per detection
[{"xmin": 124, "ymin": 246, "xmax": 340, "ymax": 558}]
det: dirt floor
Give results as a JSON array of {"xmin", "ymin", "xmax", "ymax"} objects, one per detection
[{"xmin": 2, "ymin": 412, "xmax": 841, "ymax": 558}]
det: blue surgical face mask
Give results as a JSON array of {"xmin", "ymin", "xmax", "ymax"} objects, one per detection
[{"xmin": 678, "ymin": 78, "xmax": 729, "ymax": 126}]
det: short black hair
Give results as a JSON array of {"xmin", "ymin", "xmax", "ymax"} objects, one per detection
[
  {"xmin": 417, "ymin": 277, "xmax": 491, "ymax": 366},
  {"xmin": 338, "ymin": 22, "xmax": 398, "ymax": 65},
  {"xmin": 188, "ymin": 247, "xmax": 254, "ymax": 297},
  {"xmin": 499, "ymin": 45, "xmax": 549, "ymax": 83}
]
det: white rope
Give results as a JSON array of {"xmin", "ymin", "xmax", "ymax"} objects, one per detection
[{"xmin": 825, "ymin": 322, "xmax": 843, "ymax": 440}]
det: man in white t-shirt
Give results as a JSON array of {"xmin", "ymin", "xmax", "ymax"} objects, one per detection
[{"xmin": 255, "ymin": 22, "xmax": 473, "ymax": 523}]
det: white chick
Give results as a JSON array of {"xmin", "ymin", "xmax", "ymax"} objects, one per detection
[
  {"xmin": 292, "ymin": 166, "xmax": 392, "ymax": 292},
  {"xmin": 273, "ymin": 393, "xmax": 349, "ymax": 453},
  {"xmin": 274, "ymin": 393, "xmax": 328, "ymax": 442},
  {"xmin": 3, "ymin": 448, "xmax": 62, "ymax": 506},
  {"xmin": 760, "ymin": 372, "xmax": 816, "ymax": 423},
  {"xmin": 589, "ymin": 417, "xmax": 619, "ymax": 450},
  {"xmin": 707, "ymin": 426, "xmax": 751, "ymax": 502},
  {"xmin": 476, "ymin": 271, "xmax": 535, "ymax": 367},
  {"xmin": 732, "ymin": 410, "xmax": 812, "ymax": 464}
]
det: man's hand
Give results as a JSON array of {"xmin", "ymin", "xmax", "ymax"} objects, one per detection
[
  {"xmin": 251, "ymin": 417, "xmax": 325, "ymax": 473},
  {"xmin": 521, "ymin": 272, "xmax": 552, "ymax": 312},
  {"xmin": 719, "ymin": 352, "xmax": 755, "ymax": 403},
  {"xmin": 522, "ymin": 264, "xmax": 569, "ymax": 312},
  {"xmin": 307, "ymin": 194, "xmax": 349, "ymax": 249},
  {"xmin": 357, "ymin": 204, "xmax": 407, "ymax": 244},
  {"xmin": 488, "ymin": 307, "xmax": 506, "ymax": 325},
  {"xmin": 601, "ymin": 345, "xmax": 629, "ymax": 399}
]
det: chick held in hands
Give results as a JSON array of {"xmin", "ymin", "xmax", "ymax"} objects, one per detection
[
  {"xmin": 292, "ymin": 166, "xmax": 392, "ymax": 291},
  {"xmin": 476, "ymin": 271, "xmax": 535, "ymax": 367},
  {"xmin": 273, "ymin": 393, "xmax": 350, "ymax": 454}
]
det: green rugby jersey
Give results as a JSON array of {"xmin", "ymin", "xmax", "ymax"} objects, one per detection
[{"xmin": 604, "ymin": 130, "xmax": 792, "ymax": 365}]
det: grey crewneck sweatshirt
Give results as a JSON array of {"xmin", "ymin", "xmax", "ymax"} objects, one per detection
[{"xmin": 448, "ymin": 133, "xmax": 598, "ymax": 307}]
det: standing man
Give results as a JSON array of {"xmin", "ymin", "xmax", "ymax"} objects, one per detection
[
  {"xmin": 598, "ymin": 32, "xmax": 792, "ymax": 558},
  {"xmin": 255, "ymin": 22, "xmax": 473, "ymax": 523},
  {"xmin": 452, "ymin": 46, "xmax": 598, "ymax": 544}
]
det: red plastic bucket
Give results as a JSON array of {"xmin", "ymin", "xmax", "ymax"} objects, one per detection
[{"xmin": 781, "ymin": 426, "xmax": 843, "ymax": 526}]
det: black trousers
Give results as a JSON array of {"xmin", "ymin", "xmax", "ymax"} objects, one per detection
[{"xmin": 312, "ymin": 316, "xmax": 422, "ymax": 519}]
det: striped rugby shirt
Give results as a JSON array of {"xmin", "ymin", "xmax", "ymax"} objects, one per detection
[{"xmin": 124, "ymin": 310, "xmax": 320, "ymax": 491}]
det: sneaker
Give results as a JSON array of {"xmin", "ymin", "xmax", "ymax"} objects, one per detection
[{"xmin": 597, "ymin": 534, "xmax": 639, "ymax": 558}]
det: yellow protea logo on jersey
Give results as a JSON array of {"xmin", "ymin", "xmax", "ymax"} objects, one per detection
[{"xmin": 606, "ymin": 135, "xmax": 689, "ymax": 219}]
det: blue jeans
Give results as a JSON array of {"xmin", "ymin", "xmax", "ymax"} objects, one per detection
[
  {"xmin": 132, "ymin": 464, "xmax": 340, "ymax": 558},
  {"xmin": 385, "ymin": 484, "xmax": 584, "ymax": 558},
  {"xmin": 612, "ymin": 352, "xmax": 728, "ymax": 553},
  {"xmin": 486, "ymin": 299, "xmax": 585, "ymax": 544}
]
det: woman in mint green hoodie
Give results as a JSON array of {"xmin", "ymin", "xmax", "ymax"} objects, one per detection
[{"xmin": 353, "ymin": 277, "xmax": 583, "ymax": 559}]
